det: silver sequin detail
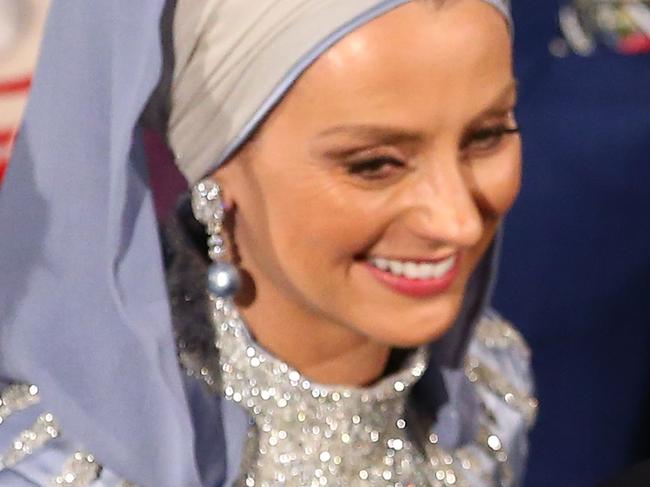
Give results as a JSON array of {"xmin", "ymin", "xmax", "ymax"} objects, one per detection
[
  {"xmin": 212, "ymin": 295, "xmax": 462, "ymax": 487},
  {"xmin": 0, "ymin": 386, "xmax": 138, "ymax": 485},
  {"xmin": 0, "ymin": 413, "xmax": 60, "ymax": 469},
  {"xmin": 0, "ymin": 384, "xmax": 40, "ymax": 424},
  {"xmin": 51, "ymin": 451, "xmax": 101, "ymax": 486},
  {"xmin": 474, "ymin": 317, "xmax": 529, "ymax": 355},
  {"xmin": 466, "ymin": 360, "xmax": 538, "ymax": 427},
  {"xmin": 471, "ymin": 315, "xmax": 538, "ymax": 427},
  {"xmin": 179, "ymin": 339, "xmax": 222, "ymax": 394}
]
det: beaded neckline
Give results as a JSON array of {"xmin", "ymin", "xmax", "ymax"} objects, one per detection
[
  {"xmin": 208, "ymin": 296, "xmax": 447, "ymax": 486},
  {"xmin": 215, "ymin": 300, "xmax": 429, "ymax": 405}
]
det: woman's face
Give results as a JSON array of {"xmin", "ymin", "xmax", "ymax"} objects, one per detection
[{"xmin": 219, "ymin": 0, "xmax": 520, "ymax": 348}]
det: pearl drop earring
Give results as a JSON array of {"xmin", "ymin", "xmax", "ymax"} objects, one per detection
[{"xmin": 191, "ymin": 179, "xmax": 242, "ymax": 299}]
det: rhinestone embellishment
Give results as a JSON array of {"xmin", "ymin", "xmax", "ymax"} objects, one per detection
[
  {"xmin": 0, "ymin": 384, "xmax": 40, "ymax": 424},
  {"xmin": 52, "ymin": 451, "xmax": 101, "ymax": 486},
  {"xmin": 0, "ymin": 413, "xmax": 60, "ymax": 469}
]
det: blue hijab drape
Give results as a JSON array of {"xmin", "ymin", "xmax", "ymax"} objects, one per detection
[{"xmin": 0, "ymin": 2, "xmax": 204, "ymax": 485}]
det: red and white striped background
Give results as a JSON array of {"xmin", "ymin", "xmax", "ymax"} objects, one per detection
[{"xmin": 0, "ymin": 1, "xmax": 50, "ymax": 184}]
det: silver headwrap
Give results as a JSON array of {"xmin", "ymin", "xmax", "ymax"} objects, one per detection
[{"xmin": 169, "ymin": 0, "xmax": 511, "ymax": 184}]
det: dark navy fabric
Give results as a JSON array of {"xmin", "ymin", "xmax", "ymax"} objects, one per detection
[
  {"xmin": 598, "ymin": 459, "xmax": 650, "ymax": 487},
  {"xmin": 494, "ymin": 1, "xmax": 650, "ymax": 486}
]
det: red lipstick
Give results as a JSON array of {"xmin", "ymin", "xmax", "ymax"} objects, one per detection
[{"xmin": 364, "ymin": 255, "xmax": 460, "ymax": 298}]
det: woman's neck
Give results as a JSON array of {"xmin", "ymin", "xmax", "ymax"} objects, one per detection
[{"xmin": 239, "ymin": 297, "xmax": 391, "ymax": 387}]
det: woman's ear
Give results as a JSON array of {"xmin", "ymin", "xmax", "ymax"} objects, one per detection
[
  {"xmin": 208, "ymin": 171, "xmax": 236, "ymax": 211},
  {"xmin": 219, "ymin": 184, "xmax": 236, "ymax": 212},
  {"xmin": 208, "ymin": 140, "xmax": 256, "ymax": 212}
]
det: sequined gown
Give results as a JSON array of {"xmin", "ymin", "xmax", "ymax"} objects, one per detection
[{"xmin": 0, "ymin": 311, "xmax": 535, "ymax": 487}]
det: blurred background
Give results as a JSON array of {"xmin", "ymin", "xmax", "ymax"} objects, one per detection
[
  {"xmin": 0, "ymin": 0, "xmax": 49, "ymax": 182},
  {"xmin": 1, "ymin": 1, "xmax": 649, "ymax": 486},
  {"xmin": 493, "ymin": 1, "xmax": 650, "ymax": 486}
]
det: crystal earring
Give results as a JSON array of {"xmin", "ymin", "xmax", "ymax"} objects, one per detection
[{"xmin": 191, "ymin": 179, "xmax": 241, "ymax": 300}]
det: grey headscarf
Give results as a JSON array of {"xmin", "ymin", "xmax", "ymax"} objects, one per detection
[
  {"xmin": 169, "ymin": 0, "xmax": 511, "ymax": 183},
  {"xmin": 0, "ymin": 1, "xmax": 510, "ymax": 485}
]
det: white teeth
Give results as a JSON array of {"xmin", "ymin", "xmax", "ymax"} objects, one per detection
[
  {"xmin": 388, "ymin": 260, "xmax": 404, "ymax": 275},
  {"xmin": 369, "ymin": 255, "xmax": 456, "ymax": 280},
  {"xmin": 403, "ymin": 262, "xmax": 419, "ymax": 279},
  {"xmin": 432, "ymin": 257, "xmax": 454, "ymax": 278},
  {"xmin": 373, "ymin": 257, "xmax": 390, "ymax": 271}
]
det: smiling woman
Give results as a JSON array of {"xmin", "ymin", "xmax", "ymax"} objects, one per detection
[
  {"xmin": 214, "ymin": 2, "xmax": 521, "ymax": 384},
  {"xmin": 0, "ymin": 1, "xmax": 535, "ymax": 486}
]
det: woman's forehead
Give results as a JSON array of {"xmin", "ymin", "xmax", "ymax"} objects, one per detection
[
  {"xmin": 318, "ymin": 0, "xmax": 509, "ymax": 74},
  {"xmin": 283, "ymin": 1, "xmax": 513, "ymax": 127}
]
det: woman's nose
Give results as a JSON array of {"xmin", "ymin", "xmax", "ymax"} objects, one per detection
[{"xmin": 405, "ymin": 160, "xmax": 484, "ymax": 248}]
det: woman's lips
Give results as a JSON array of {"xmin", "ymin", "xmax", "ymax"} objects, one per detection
[{"xmin": 364, "ymin": 254, "xmax": 460, "ymax": 298}]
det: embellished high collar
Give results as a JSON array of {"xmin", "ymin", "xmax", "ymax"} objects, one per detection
[
  {"xmin": 216, "ymin": 298, "xmax": 428, "ymax": 429},
  {"xmin": 211, "ymin": 297, "xmax": 449, "ymax": 486}
]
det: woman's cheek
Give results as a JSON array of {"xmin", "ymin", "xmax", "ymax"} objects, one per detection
[
  {"xmin": 277, "ymin": 173, "xmax": 372, "ymax": 243},
  {"xmin": 473, "ymin": 149, "xmax": 522, "ymax": 216}
]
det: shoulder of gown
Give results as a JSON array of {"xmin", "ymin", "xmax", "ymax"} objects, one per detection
[
  {"xmin": 0, "ymin": 384, "xmax": 133, "ymax": 486},
  {"xmin": 448, "ymin": 309, "xmax": 538, "ymax": 487}
]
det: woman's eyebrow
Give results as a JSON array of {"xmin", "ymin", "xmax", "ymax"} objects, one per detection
[
  {"xmin": 315, "ymin": 124, "xmax": 424, "ymax": 145},
  {"xmin": 314, "ymin": 80, "xmax": 518, "ymax": 147},
  {"xmin": 474, "ymin": 79, "xmax": 518, "ymax": 119}
]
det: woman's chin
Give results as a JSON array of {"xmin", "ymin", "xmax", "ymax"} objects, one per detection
[
  {"xmin": 339, "ymin": 256, "xmax": 472, "ymax": 348},
  {"xmin": 357, "ymin": 297, "xmax": 464, "ymax": 349}
]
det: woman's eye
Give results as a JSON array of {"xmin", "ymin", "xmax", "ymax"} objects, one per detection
[
  {"xmin": 463, "ymin": 125, "xmax": 520, "ymax": 154},
  {"xmin": 345, "ymin": 156, "xmax": 405, "ymax": 180}
]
